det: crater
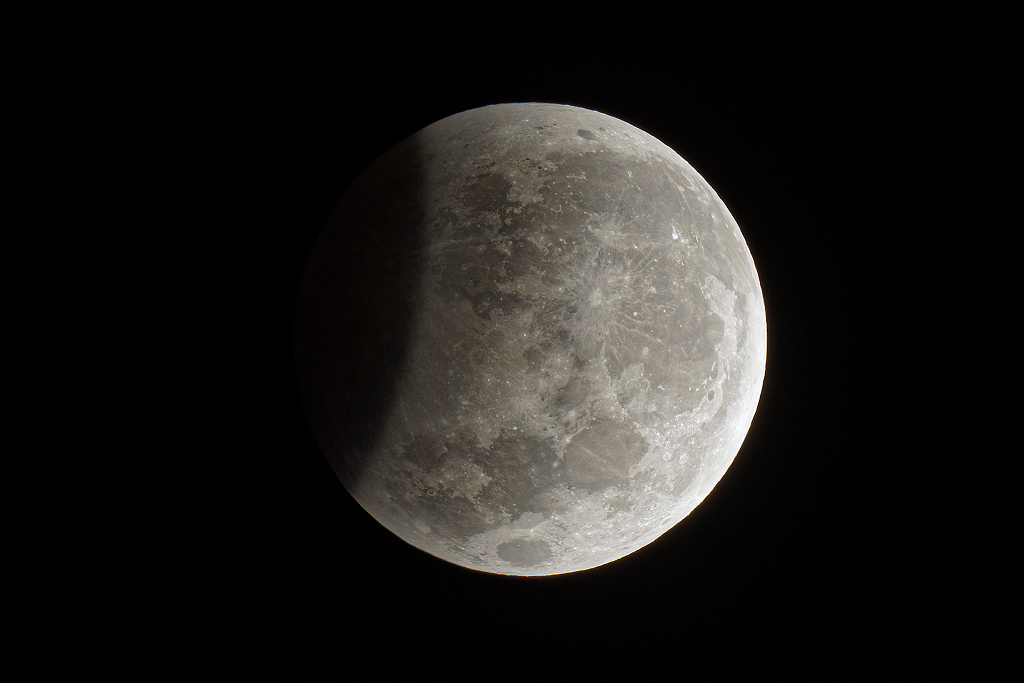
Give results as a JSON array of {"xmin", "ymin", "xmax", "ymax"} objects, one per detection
[
  {"xmin": 577, "ymin": 129, "xmax": 598, "ymax": 141},
  {"xmin": 496, "ymin": 537, "xmax": 552, "ymax": 566},
  {"xmin": 564, "ymin": 420, "xmax": 647, "ymax": 489}
]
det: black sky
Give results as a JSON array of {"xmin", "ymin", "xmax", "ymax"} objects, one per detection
[{"xmin": 171, "ymin": 11, "xmax": 967, "ymax": 682}]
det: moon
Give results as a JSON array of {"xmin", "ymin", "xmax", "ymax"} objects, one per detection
[{"xmin": 295, "ymin": 103, "xmax": 766, "ymax": 576}]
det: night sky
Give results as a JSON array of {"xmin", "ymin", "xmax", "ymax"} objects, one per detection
[{"xmin": 171, "ymin": 10, "xmax": 966, "ymax": 681}]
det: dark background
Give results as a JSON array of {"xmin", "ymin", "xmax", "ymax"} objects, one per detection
[{"xmin": 171, "ymin": 10, "xmax": 969, "ymax": 682}]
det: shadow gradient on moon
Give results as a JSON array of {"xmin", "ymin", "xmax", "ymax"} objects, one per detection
[{"xmin": 294, "ymin": 134, "xmax": 430, "ymax": 492}]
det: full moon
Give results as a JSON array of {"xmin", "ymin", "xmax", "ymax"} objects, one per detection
[{"xmin": 295, "ymin": 103, "xmax": 766, "ymax": 575}]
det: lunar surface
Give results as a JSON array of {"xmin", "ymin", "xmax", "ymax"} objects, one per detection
[{"xmin": 295, "ymin": 103, "xmax": 766, "ymax": 575}]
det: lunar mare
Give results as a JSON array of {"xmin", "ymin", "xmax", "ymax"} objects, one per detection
[{"xmin": 295, "ymin": 103, "xmax": 766, "ymax": 575}]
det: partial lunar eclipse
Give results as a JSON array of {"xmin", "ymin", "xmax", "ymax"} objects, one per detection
[{"xmin": 295, "ymin": 103, "xmax": 766, "ymax": 575}]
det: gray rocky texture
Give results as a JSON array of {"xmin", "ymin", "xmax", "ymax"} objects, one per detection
[{"xmin": 296, "ymin": 103, "xmax": 766, "ymax": 575}]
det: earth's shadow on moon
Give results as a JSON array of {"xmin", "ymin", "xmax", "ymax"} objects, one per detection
[{"xmin": 294, "ymin": 132, "xmax": 429, "ymax": 492}]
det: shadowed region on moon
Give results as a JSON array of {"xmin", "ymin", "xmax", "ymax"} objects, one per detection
[{"xmin": 295, "ymin": 103, "xmax": 767, "ymax": 576}]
